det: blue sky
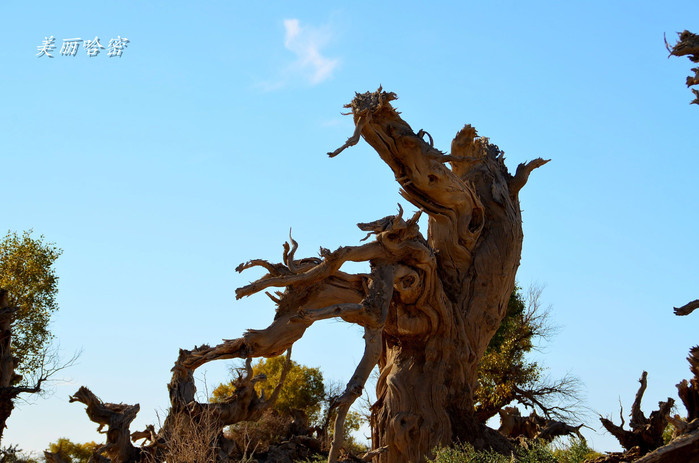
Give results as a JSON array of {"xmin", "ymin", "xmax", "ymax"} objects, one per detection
[{"xmin": 1, "ymin": 0, "xmax": 698, "ymax": 455}]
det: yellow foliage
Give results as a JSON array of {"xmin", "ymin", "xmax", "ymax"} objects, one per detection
[
  {"xmin": 0, "ymin": 230, "xmax": 62, "ymax": 375},
  {"xmin": 212, "ymin": 356, "xmax": 325, "ymax": 422},
  {"xmin": 47, "ymin": 438, "xmax": 100, "ymax": 463}
]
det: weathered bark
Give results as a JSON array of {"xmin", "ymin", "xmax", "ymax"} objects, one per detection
[
  {"xmin": 497, "ymin": 407, "xmax": 586, "ymax": 443},
  {"xmin": 668, "ymin": 30, "xmax": 699, "ymax": 104},
  {"xmin": 76, "ymin": 89, "xmax": 547, "ymax": 463},
  {"xmin": 72, "ymin": 346, "xmax": 295, "ymax": 463},
  {"xmin": 182, "ymin": 88, "xmax": 547, "ymax": 462},
  {"xmin": 589, "ymin": 447, "xmax": 643, "ymax": 463},
  {"xmin": 185, "ymin": 208, "xmax": 436, "ymax": 462},
  {"xmin": 675, "ymin": 300, "xmax": 699, "ymax": 316},
  {"xmin": 327, "ymin": 263, "xmax": 395, "ymax": 463},
  {"xmin": 635, "ymin": 424, "xmax": 699, "ymax": 463},
  {"xmin": 599, "ymin": 371, "xmax": 674, "ymax": 457},
  {"xmin": 678, "ymin": 346, "xmax": 699, "ymax": 422},
  {"xmin": 69, "ymin": 387, "xmax": 144, "ymax": 463},
  {"xmin": 344, "ymin": 89, "xmax": 547, "ymax": 461},
  {"xmin": 498, "ymin": 407, "xmax": 539, "ymax": 440}
]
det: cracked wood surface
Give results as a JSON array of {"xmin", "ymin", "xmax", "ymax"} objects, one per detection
[{"xmin": 73, "ymin": 89, "xmax": 548, "ymax": 463}]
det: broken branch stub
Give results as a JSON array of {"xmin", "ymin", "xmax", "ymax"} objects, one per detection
[{"xmin": 675, "ymin": 299, "xmax": 699, "ymax": 316}]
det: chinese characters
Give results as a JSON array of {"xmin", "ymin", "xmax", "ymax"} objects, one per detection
[{"xmin": 36, "ymin": 36, "xmax": 129, "ymax": 58}]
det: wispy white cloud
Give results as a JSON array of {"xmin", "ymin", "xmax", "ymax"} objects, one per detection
[
  {"xmin": 282, "ymin": 18, "xmax": 339, "ymax": 85},
  {"xmin": 254, "ymin": 18, "xmax": 340, "ymax": 92}
]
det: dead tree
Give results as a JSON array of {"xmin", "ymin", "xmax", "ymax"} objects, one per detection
[
  {"xmin": 592, "ymin": 34, "xmax": 699, "ymax": 463},
  {"xmin": 631, "ymin": 346, "xmax": 699, "ymax": 463},
  {"xmin": 173, "ymin": 88, "xmax": 549, "ymax": 462},
  {"xmin": 632, "ymin": 304, "xmax": 699, "ymax": 463},
  {"xmin": 599, "ymin": 371, "xmax": 674, "ymax": 457},
  {"xmin": 71, "ymin": 348, "xmax": 294, "ymax": 463},
  {"xmin": 645, "ymin": 297, "xmax": 699, "ymax": 462},
  {"xmin": 68, "ymin": 387, "xmax": 144, "ymax": 463},
  {"xmin": 596, "ymin": 352, "xmax": 699, "ymax": 463},
  {"xmin": 73, "ymin": 89, "xmax": 547, "ymax": 462},
  {"xmin": 594, "ymin": 298, "xmax": 699, "ymax": 463},
  {"xmin": 667, "ymin": 30, "xmax": 699, "ymax": 104}
]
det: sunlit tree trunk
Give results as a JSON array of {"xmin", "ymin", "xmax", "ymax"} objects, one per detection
[
  {"xmin": 339, "ymin": 90, "xmax": 547, "ymax": 461},
  {"xmin": 72, "ymin": 89, "xmax": 548, "ymax": 463}
]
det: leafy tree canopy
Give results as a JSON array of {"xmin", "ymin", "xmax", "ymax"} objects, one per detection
[
  {"xmin": 475, "ymin": 286, "xmax": 581, "ymax": 423},
  {"xmin": 46, "ymin": 438, "xmax": 100, "ymax": 463},
  {"xmin": 475, "ymin": 286, "xmax": 540, "ymax": 421},
  {"xmin": 0, "ymin": 230, "xmax": 62, "ymax": 376},
  {"xmin": 212, "ymin": 355, "xmax": 325, "ymax": 423}
]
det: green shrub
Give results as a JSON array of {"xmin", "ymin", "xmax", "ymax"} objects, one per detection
[
  {"xmin": 431, "ymin": 438, "xmax": 599, "ymax": 463},
  {"xmin": 430, "ymin": 443, "xmax": 510, "ymax": 463},
  {"xmin": 295, "ymin": 455, "xmax": 326, "ymax": 463},
  {"xmin": 551, "ymin": 437, "xmax": 600, "ymax": 463},
  {"xmin": 517, "ymin": 442, "xmax": 557, "ymax": 463}
]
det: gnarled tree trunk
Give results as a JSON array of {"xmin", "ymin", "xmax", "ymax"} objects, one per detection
[
  {"xmin": 0, "ymin": 288, "xmax": 47, "ymax": 445},
  {"xmin": 340, "ymin": 90, "xmax": 548, "ymax": 462},
  {"xmin": 75, "ymin": 89, "xmax": 547, "ymax": 463},
  {"xmin": 182, "ymin": 88, "xmax": 548, "ymax": 462}
]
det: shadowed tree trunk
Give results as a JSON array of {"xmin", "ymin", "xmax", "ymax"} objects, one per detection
[
  {"xmin": 0, "ymin": 288, "xmax": 49, "ymax": 444},
  {"xmin": 0, "ymin": 289, "xmax": 19, "ymax": 444}
]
